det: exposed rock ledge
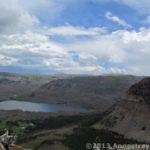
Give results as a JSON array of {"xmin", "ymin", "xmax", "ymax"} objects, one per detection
[{"xmin": 0, "ymin": 131, "xmax": 26, "ymax": 150}]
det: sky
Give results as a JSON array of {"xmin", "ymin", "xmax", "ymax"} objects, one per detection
[{"xmin": 0, "ymin": 0, "xmax": 150, "ymax": 75}]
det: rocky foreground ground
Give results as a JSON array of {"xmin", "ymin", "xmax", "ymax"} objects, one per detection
[{"xmin": 0, "ymin": 131, "xmax": 25, "ymax": 150}]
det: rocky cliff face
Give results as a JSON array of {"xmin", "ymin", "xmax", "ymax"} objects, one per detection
[
  {"xmin": 94, "ymin": 78, "xmax": 150, "ymax": 143},
  {"xmin": 127, "ymin": 78, "xmax": 150, "ymax": 104}
]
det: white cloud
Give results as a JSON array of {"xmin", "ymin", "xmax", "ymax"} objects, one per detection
[
  {"xmin": 65, "ymin": 27, "xmax": 150, "ymax": 75},
  {"xmin": 0, "ymin": 31, "xmax": 73, "ymax": 68},
  {"xmin": 46, "ymin": 25, "xmax": 106, "ymax": 36},
  {"xmin": 0, "ymin": 29, "xmax": 128, "ymax": 75},
  {"xmin": 0, "ymin": 54, "xmax": 18, "ymax": 66},
  {"xmin": 1, "ymin": 27, "xmax": 150, "ymax": 75},
  {"xmin": 123, "ymin": 27, "xmax": 150, "ymax": 42},
  {"xmin": 0, "ymin": 0, "xmax": 39, "ymax": 34},
  {"xmin": 1, "ymin": 25, "xmax": 150, "ymax": 75},
  {"xmin": 105, "ymin": 12, "xmax": 132, "ymax": 29}
]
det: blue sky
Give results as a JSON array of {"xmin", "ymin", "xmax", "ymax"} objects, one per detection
[
  {"xmin": 44, "ymin": 1, "xmax": 141, "ymax": 29},
  {"xmin": 0, "ymin": 0, "xmax": 150, "ymax": 75}
]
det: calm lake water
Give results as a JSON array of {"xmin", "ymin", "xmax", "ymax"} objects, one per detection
[{"xmin": 0, "ymin": 100, "xmax": 87, "ymax": 112}]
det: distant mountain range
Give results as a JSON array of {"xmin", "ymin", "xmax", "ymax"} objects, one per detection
[
  {"xmin": 0, "ymin": 72, "xmax": 144, "ymax": 112},
  {"xmin": 0, "ymin": 72, "xmax": 67, "ymax": 100}
]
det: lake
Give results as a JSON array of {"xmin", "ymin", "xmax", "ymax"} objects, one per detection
[{"xmin": 0, "ymin": 100, "xmax": 87, "ymax": 112}]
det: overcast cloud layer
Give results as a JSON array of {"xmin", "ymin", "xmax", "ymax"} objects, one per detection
[{"xmin": 0, "ymin": 0, "xmax": 150, "ymax": 75}]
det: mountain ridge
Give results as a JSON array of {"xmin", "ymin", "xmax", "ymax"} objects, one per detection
[
  {"xmin": 26, "ymin": 75, "xmax": 142, "ymax": 111},
  {"xmin": 93, "ymin": 77, "xmax": 150, "ymax": 143}
]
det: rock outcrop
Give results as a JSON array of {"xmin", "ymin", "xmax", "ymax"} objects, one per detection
[
  {"xmin": 0, "ymin": 131, "xmax": 25, "ymax": 150},
  {"xmin": 127, "ymin": 77, "xmax": 150, "ymax": 104}
]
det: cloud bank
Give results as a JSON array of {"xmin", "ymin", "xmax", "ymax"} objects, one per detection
[{"xmin": 0, "ymin": 0, "xmax": 150, "ymax": 75}]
